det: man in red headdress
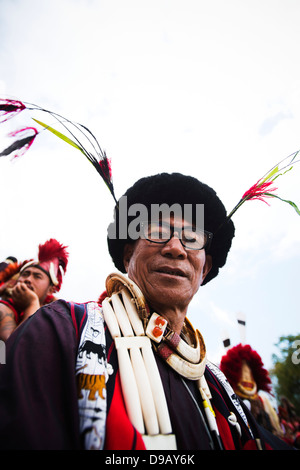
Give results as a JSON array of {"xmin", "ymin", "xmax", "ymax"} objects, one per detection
[
  {"xmin": 220, "ymin": 343, "xmax": 283, "ymax": 438},
  {"xmin": 0, "ymin": 239, "xmax": 68, "ymax": 341}
]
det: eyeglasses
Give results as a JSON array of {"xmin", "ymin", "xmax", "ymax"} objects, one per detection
[{"xmin": 140, "ymin": 221, "xmax": 213, "ymax": 251}]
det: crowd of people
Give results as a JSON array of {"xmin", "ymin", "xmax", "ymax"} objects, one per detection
[
  {"xmin": 0, "ymin": 172, "xmax": 297, "ymax": 450},
  {"xmin": 278, "ymin": 396, "xmax": 300, "ymax": 448}
]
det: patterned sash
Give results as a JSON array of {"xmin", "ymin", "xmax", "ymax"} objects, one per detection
[{"xmin": 76, "ymin": 302, "xmax": 112, "ymax": 450}]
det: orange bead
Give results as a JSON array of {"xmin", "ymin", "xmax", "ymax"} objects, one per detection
[
  {"xmin": 155, "ymin": 316, "xmax": 166, "ymax": 327},
  {"xmin": 152, "ymin": 326, "xmax": 163, "ymax": 338}
]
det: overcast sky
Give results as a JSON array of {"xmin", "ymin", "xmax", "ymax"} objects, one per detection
[{"xmin": 0, "ymin": 0, "xmax": 299, "ymax": 373}]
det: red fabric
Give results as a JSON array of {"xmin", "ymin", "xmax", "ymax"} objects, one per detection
[
  {"xmin": 97, "ymin": 290, "xmax": 107, "ymax": 305},
  {"xmin": 243, "ymin": 439, "xmax": 272, "ymax": 450},
  {"xmin": 104, "ymin": 371, "xmax": 146, "ymax": 450},
  {"xmin": 214, "ymin": 408, "xmax": 236, "ymax": 450},
  {"xmin": 70, "ymin": 303, "xmax": 79, "ymax": 341}
]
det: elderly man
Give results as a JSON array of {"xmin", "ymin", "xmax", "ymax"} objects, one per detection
[{"xmin": 0, "ymin": 173, "xmax": 291, "ymax": 451}]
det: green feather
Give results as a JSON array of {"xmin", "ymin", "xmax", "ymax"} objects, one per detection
[
  {"xmin": 265, "ymin": 193, "xmax": 300, "ymax": 215},
  {"xmin": 33, "ymin": 118, "xmax": 85, "ymax": 154}
]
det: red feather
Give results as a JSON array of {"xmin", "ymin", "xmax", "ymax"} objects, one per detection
[
  {"xmin": 0, "ymin": 127, "xmax": 38, "ymax": 159},
  {"xmin": 242, "ymin": 179, "xmax": 278, "ymax": 204},
  {"xmin": 38, "ymin": 239, "xmax": 69, "ymax": 291},
  {"xmin": 220, "ymin": 343, "xmax": 272, "ymax": 393},
  {"xmin": 0, "ymin": 99, "xmax": 26, "ymax": 123}
]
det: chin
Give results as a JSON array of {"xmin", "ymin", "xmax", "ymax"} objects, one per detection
[{"xmin": 148, "ymin": 286, "xmax": 192, "ymax": 313}]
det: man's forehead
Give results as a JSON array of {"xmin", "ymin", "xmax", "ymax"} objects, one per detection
[
  {"xmin": 159, "ymin": 214, "xmax": 193, "ymax": 224},
  {"xmin": 157, "ymin": 214, "xmax": 202, "ymax": 230},
  {"xmin": 149, "ymin": 202, "xmax": 204, "ymax": 229},
  {"xmin": 20, "ymin": 266, "xmax": 48, "ymax": 277}
]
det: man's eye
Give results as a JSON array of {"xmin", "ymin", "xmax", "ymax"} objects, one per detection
[
  {"xmin": 148, "ymin": 224, "xmax": 168, "ymax": 239},
  {"xmin": 20, "ymin": 272, "xmax": 29, "ymax": 278},
  {"xmin": 150, "ymin": 229, "xmax": 167, "ymax": 239},
  {"xmin": 182, "ymin": 230, "xmax": 197, "ymax": 242},
  {"xmin": 183, "ymin": 230, "xmax": 206, "ymax": 245}
]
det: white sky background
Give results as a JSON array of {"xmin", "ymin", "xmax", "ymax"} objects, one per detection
[{"xmin": 0, "ymin": 0, "xmax": 299, "ymax": 372}]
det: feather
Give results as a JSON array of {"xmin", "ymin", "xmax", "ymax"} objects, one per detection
[
  {"xmin": 32, "ymin": 118, "xmax": 85, "ymax": 153},
  {"xmin": 0, "ymin": 127, "xmax": 38, "ymax": 159},
  {"xmin": 0, "ymin": 262, "xmax": 21, "ymax": 283},
  {"xmin": 220, "ymin": 343, "xmax": 272, "ymax": 393},
  {"xmin": 0, "ymin": 97, "xmax": 118, "ymax": 203},
  {"xmin": 0, "ymin": 99, "xmax": 26, "ymax": 123},
  {"xmin": 227, "ymin": 150, "xmax": 300, "ymax": 219},
  {"xmin": 31, "ymin": 113, "xmax": 118, "ymax": 204},
  {"xmin": 37, "ymin": 239, "xmax": 69, "ymax": 292},
  {"xmin": 38, "ymin": 238, "xmax": 69, "ymax": 272}
]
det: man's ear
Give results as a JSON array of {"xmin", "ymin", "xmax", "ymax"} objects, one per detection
[
  {"xmin": 201, "ymin": 254, "xmax": 212, "ymax": 284},
  {"xmin": 123, "ymin": 243, "xmax": 135, "ymax": 273},
  {"xmin": 48, "ymin": 284, "xmax": 57, "ymax": 295}
]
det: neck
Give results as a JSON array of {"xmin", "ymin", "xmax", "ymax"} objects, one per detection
[{"xmin": 149, "ymin": 303, "xmax": 187, "ymax": 335}]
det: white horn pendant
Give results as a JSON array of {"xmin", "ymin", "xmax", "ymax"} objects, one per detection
[
  {"xmin": 167, "ymin": 352, "xmax": 207, "ymax": 380},
  {"xmin": 115, "ymin": 337, "xmax": 145, "ymax": 435},
  {"xmin": 121, "ymin": 288, "xmax": 145, "ymax": 336},
  {"xmin": 130, "ymin": 344, "xmax": 159, "ymax": 435},
  {"xmin": 103, "ymin": 272, "xmax": 177, "ymax": 449},
  {"xmin": 141, "ymin": 341, "xmax": 172, "ymax": 434},
  {"xmin": 111, "ymin": 293, "xmax": 134, "ymax": 337},
  {"xmin": 102, "ymin": 298, "xmax": 121, "ymax": 339},
  {"xmin": 172, "ymin": 331, "xmax": 201, "ymax": 364}
]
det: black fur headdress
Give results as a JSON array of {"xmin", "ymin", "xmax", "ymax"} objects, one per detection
[{"xmin": 107, "ymin": 172, "xmax": 235, "ymax": 285}]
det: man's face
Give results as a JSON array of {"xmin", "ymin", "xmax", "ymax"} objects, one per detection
[
  {"xmin": 237, "ymin": 361, "xmax": 257, "ymax": 397},
  {"xmin": 123, "ymin": 216, "xmax": 212, "ymax": 315},
  {"xmin": 17, "ymin": 266, "xmax": 54, "ymax": 303}
]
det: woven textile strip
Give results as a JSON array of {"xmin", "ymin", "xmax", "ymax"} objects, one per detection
[{"xmin": 76, "ymin": 302, "xmax": 112, "ymax": 449}]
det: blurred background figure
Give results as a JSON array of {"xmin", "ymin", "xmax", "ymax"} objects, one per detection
[
  {"xmin": 0, "ymin": 257, "xmax": 21, "ymax": 301},
  {"xmin": 220, "ymin": 343, "xmax": 283, "ymax": 438},
  {"xmin": 0, "ymin": 256, "xmax": 18, "ymax": 273},
  {"xmin": 278, "ymin": 396, "xmax": 300, "ymax": 447},
  {"xmin": 0, "ymin": 239, "xmax": 68, "ymax": 341}
]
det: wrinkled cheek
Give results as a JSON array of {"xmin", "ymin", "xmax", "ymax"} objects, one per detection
[
  {"xmin": 194, "ymin": 259, "xmax": 208, "ymax": 287},
  {"xmin": 127, "ymin": 262, "xmax": 149, "ymax": 295},
  {"xmin": 135, "ymin": 272, "xmax": 164, "ymax": 303},
  {"xmin": 127, "ymin": 260, "xmax": 141, "ymax": 285}
]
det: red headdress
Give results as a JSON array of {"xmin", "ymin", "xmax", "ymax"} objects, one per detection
[
  {"xmin": 20, "ymin": 239, "xmax": 69, "ymax": 292},
  {"xmin": 220, "ymin": 343, "xmax": 272, "ymax": 394}
]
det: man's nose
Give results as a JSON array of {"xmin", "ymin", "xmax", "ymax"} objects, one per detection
[
  {"xmin": 160, "ymin": 235, "xmax": 187, "ymax": 258},
  {"xmin": 20, "ymin": 275, "xmax": 33, "ymax": 285}
]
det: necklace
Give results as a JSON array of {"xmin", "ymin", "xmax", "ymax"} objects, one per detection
[{"xmin": 102, "ymin": 272, "xmax": 221, "ymax": 449}]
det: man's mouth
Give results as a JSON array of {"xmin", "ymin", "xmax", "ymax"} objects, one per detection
[
  {"xmin": 24, "ymin": 283, "xmax": 34, "ymax": 291},
  {"xmin": 240, "ymin": 381, "xmax": 255, "ymax": 390},
  {"xmin": 155, "ymin": 267, "xmax": 187, "ymax": 278}
]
